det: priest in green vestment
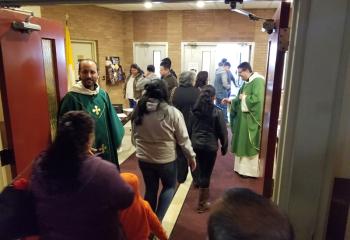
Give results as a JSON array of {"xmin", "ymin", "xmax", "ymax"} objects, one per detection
[
  {"xmin": 59, "ymin": 59, "xmax": 124, "ymax": 169},
  {"xmin": 228, "ymin": 62, "xmax": 265, "ymax": 177}
]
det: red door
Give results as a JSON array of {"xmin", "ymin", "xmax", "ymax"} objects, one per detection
[
  {"xmin": 260, "ymin": 2, "xmax": 291, "ymax": 198},
  {"xmin": 0, "ymin": 9, "xmax": 67, "ymax": 178}
]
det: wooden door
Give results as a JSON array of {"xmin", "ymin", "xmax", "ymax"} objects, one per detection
[
  {"xmin": 260, "ymin": 2, "xmax": 291, "ymax": 198},
  {"xmin": 0, "ymin": 9, "xmax": 67, "ymax": 179}
]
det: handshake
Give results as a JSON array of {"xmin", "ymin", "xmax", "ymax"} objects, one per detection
[{"xmin": 221, "ymin": 98, "xmax": 231, "ymax": 105}]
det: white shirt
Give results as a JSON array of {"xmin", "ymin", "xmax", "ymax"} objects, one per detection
[{"xmin": 126, "ymin": 76, "xmax": 135, "ymax": 100}]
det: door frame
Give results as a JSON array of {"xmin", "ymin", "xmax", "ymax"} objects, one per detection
[
  {"xmin": 0, "ymin": 9, "xmax": 67, "ymax": 178},
  {"xmin": 259, "ymin": 2, "xmax": 291, "ymax": 198},
  {"xmin": 180, "ymin": 41, "xmax": 255, "ymax": 73},
  {"xmin": 71, "ymin": 39, "xmax": 98, "ymax": 61},
  {"xmin": 71, "ymin": 39, "xmax": 97, "ymax": 79},
  {"xmin": 133, "ymin": 42, "xmax": 169, "ymax": 63}
]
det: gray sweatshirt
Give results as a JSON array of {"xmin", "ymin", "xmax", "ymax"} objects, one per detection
[
  {"xmin": 133, "ymin": 101, "xmax": 196, "ymax": 164},
  {"xmin": 136, "ymin": 73, "xmax": 158, "ymax": 91}
]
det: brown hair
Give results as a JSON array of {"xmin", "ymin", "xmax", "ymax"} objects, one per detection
[{"xmin": 208, "ymin": 188, "xmax": 294, "ymax": 240}]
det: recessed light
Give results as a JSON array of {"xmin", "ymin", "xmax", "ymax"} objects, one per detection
[
  {"xmin": 197, "ymin": 1, "xmax": 205, "ymax": 8},
  {"xmin": 144, "ymin": 1, "xmax": 152, "ymax": 9}
]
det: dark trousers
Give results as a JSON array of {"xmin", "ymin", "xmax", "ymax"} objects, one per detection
[
  {"xmin": 176, "ymin": 146, "xmax": 188, "ymax": 183},
  {"xmin": 195, "ymin": 150, "xmax": 217, "ymax": 188},
  {"xmin": 138, "ymin": 160, "xmax": 177, "ymax": 221},
  {"xmin": 176, "ymin": 146, "xmax": 199, "ymax": 185}
]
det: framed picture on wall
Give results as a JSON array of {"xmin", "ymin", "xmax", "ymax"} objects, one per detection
[{"xmin": 105, "ymin": 56, "xmax": 125, "ymax": 85}]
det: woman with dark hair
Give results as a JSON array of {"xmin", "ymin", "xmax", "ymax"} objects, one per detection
[
  {"xmin": 123, "ymin": 63, "xmax": 144, "ymax": 108},
  {"xmin": 131, "ymin": 79, "xmax": 196, "ymax": 221},
  {"xmin": 194, "ymin": 71, "xmax": 209, "ymax": 89},
  {"xmin": 31, "ymin": 111, "xmax": 134, "ymax": 240},
  {"xmin": 188, "ymin": 85, "xmax": 228, "ymax": 213}
]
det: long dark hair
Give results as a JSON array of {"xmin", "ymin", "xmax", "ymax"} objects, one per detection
[
  {"xmin": 129, "ymin": 63, "xmax": 143, "ymax": 76},
  {"xmin": 39, "ymin": 111, "xmax": 95, "ymax": 193},
  {"xmin": 193, "ymin": 85, "xmax": 216, "ymax": 118},
  {"xmin": 131, "ymin": 79, "xmax": 169, "ymax": 125},
  {"xmin": 195, "ymin": 71, "xmax": 209, "ymax": 88}
]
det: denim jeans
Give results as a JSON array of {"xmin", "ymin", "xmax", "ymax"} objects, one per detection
[
  {"xmin": 138, "ymin": 160, "xmax": 177, "ymax": 220},
  {"xmin": 216, "ymin": 98, "xmax": 228, "ymax": 123}
]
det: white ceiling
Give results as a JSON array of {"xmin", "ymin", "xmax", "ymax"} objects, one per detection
[{"xmin": 97, "ymin": 1, "xmax": 280, "ymax": 11}]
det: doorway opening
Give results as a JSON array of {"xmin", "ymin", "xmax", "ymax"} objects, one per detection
[
  {"xmin": 133, "ymin": 42, "xmax": 168, "ymax": 78},
  {"xmin": 71, "ymin": 39, "xmax": 98, "ymax": 80},
  {"xmin": 181, "ymin": 42, "xmax": 253, "ymax": 97}
]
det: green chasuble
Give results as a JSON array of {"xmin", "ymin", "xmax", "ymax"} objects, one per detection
[
  {"xmin": 230, "ymin": 72, "xmax": 265, "ymax": 157},
  {"xmin": 59, "ymin": 82, "xmax": 125, "ymax": 168}
]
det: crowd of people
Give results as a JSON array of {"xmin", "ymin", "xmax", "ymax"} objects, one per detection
[{"xmin": 23, "ymin": 57, "xmax": 294, "ymax": 239}]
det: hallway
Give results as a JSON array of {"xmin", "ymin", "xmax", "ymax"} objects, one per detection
[
  {"xmin": 120, "ymin": 131, "xmax": 263, "ymax": 240},
  {"xmin": 170, "ymin": 141, "xmax": 263, "ymax": 239}
]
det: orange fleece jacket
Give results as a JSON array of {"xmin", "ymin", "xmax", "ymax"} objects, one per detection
[{"xmin": 119, "ymin": 173, "xmax": 168, "ymax": 240}]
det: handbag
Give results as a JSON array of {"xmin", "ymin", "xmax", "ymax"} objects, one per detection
[
  {"xmin": 170, "ymin": 87, "xmax": 190, "ymax": 183},
  {"xmin": 0, "ymin": 164, "xmax": 38, "ymax": 240},
  {"xmin": 176, "ymin": 144, "xmax": 188, "ymax": 183}
]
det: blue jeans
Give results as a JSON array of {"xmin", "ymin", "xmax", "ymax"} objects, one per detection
[
  {"xmin": 216, "ymin": 97, "xmax": 228, "ymax": 123},
  {"xmin": 138, "ymin": 160, "xmax": 177, "ymax": 220},
  {"xmin": 128, "ymin": 99, "xmax": 137, "ymax": 108}
]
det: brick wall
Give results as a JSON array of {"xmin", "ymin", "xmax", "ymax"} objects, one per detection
[
  {"xmin": 41, "ymin": 5, "xmax": 126, "ymax": 105},
  {"xmin": 182, "ymin": 10, "xmax": 254, "ymax": 42},
  {"xmin": 167, "ymin": 11, "xmax": 183, "ymax": 74},
  {"xmin": 133, "ymin": 11, "xmax": 167, "ymax": 42},
  {"xmin": 126, "ymin": 9, "xmax": 273, "ymax": 77},
  {"xmin": 41, "ymin": 6, "xmax": 274, "ymax": 104}
]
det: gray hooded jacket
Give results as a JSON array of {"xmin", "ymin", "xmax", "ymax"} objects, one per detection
[{"xmin": 214, "ymin": 66, "xmax": 230, "ymax": 99}]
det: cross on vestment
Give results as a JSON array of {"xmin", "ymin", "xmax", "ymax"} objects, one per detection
[
  {"xmin": 92, "ymin": 105, "xmax": 101, "ymax": 115},
  {"xmin": 99, "ymin": 144, "xmax": 107, "ymax": 153}
]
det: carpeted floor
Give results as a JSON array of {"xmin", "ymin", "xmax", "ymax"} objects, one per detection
[
  {"xmin": 120, "ymin": 131, "xmax": 263, "ymax": 240},
  {"xmin": 169, "ymin": 147, "xmax": 263, "ymax": 240}
]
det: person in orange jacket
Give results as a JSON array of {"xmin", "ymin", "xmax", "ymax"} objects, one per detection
[{"xmin": 119, "ymin": 172, "xmax": 168, "ymax": 240}]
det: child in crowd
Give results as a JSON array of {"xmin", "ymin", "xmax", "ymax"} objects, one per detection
[{"xmin": 119, "ymin": 172, "xmax": 168, "ymax": 240}]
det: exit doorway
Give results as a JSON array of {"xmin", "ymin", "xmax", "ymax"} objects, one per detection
[
  {"xmin": 181, "ymin": 42, "xmax": 253, "ymax": 97},
  {"xmin": 133, "ymin": 42, "xmax": 168, "ymax": 78}
]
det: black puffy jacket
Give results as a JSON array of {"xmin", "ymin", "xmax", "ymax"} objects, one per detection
[{"xmin": 188, "ymin": 106, "xmax": 228, "ymax": 154}]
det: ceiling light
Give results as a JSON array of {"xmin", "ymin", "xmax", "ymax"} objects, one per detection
[
  {"xmin": 197, "ymin": 1, "xmax": 205, "ymax": 8},
  {"xmin": 144, "ymin": 1, "xmax": 152, "ymax": 9}
]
